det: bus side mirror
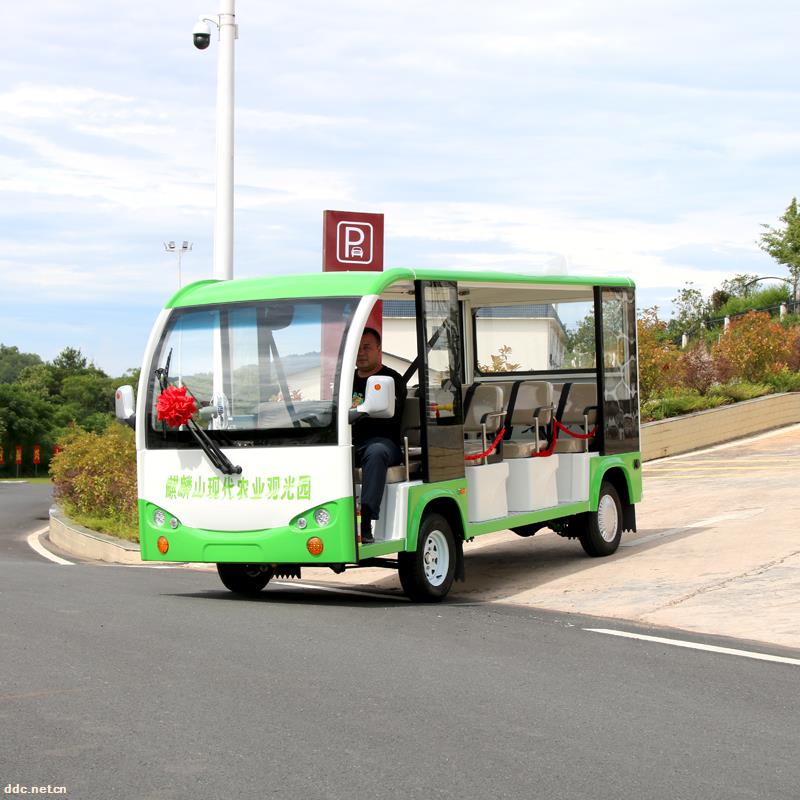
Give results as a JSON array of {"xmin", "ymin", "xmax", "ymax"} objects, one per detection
[
  {"xmin": 115, "ymin": 385, "xmax": 136, "ymax": 429},
  {"xmin": 348, "ymin": 375, "xmax": 395, "ymax": 423}
]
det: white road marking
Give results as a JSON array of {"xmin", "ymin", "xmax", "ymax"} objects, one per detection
[
  {"xmin": 586, "ymin": 628, "xmax": 800, "ymax": 667},
  {"xmin": 26, "ymin": 527, "xmax": 74, "ymax": 565},
  {"xmin": 621, "ymin": 508, "xmax": 764, "ymax": 547}
]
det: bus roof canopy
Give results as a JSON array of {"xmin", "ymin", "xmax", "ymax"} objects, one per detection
[{"xmin": 167, "ymin": 268, "xmax": 635, "ymax": 309}]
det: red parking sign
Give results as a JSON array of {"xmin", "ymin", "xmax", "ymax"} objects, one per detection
[
  {"xmin": 15, "ymin": 445, "xmax": 22, "ymax": 465},
  {"xmin": 323, "ymin": 210, "xmax": 384, "ymax": 272},
  {"xmin": 33, "ymin": 444, "xmax": 41, "ymax": 465}
]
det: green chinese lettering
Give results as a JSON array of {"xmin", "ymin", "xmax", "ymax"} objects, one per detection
[
  {"xmin": 192, "ymin": 476, "xmax": 206, "ymax": 498},
  {"xmin": 297, "ymin": 475, "xmax": 311, "ymax": 501},
  {"xmin": 280, "ymin": 476, "xmax": 296, "ymax": 500},
  {"xmin": 236, "ymin": 479, "xmax": 249, "ymax": 499},
  {"xmin": 222, "ymin": 477, "xmax": 235, "ymax": 499},
  {"xmin": 165, "ymin": 475, "xmax": 179, "ymax": 499},
  {"xmin": 266, "ymin": 477, "xmax": 280, "ymax": 501},
  {"xmin": 208, "ymin": 477, "xmax": 221, "ymax": 499},
  {"xmin": 178, "ymin": 476, "xmax": 192, "ymax": 498},
  {"xmin": 251, "ymin": 477, "xmax": 265, "ymax": 499}
]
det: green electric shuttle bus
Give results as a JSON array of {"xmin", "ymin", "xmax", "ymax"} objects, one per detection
[{"xmin": 115, "ymin": 268, "xmax": 642, "ymax": 601}]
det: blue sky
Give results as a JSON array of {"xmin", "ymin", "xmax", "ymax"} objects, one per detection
[{"xmin": 1, "ymin": 1, "xmax": 797, "ymax": 376}]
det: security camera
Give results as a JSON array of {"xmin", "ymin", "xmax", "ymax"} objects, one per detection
[{"xmin": 192, "ymin": 19, "xmax": 212, "ymax": 50}]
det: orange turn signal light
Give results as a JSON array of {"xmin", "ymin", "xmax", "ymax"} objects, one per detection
[
  {"xmin": 157, "ymin": 536, "xmax": 169, "ymax": 554},
  {"xmin": 306, "ymin": 537, "xmax": 324, "ymax": 556}
]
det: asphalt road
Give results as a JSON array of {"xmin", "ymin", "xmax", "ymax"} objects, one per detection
[{"xmin": 2, "ymin": 481, "xmax": 800, "ymax": 800}]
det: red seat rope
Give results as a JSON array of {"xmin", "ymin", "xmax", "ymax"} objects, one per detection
[
  {"xmin": 464, "ymin": 427, "xmax": 506, "ymax": 462},
  {"xmin": 531, "ymin": 420, "xmax": 597, "ymax": 458}
]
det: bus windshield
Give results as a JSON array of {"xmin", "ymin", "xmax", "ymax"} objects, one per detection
[{"xmin": 145, "ymin": 297, "xmax": 359, "ymax": 449}]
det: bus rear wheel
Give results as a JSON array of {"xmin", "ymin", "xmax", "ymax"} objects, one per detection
[
  {"xmin": 398, "ymin": 513, "xmax": 456, "ymax": 602},
  {"xmin": 216, "ymin": 563, "xmax": 274, "ymax": 596},
  {"xmin": 579, "ymin": 481, "xmax": 622, "ymax": 557}
]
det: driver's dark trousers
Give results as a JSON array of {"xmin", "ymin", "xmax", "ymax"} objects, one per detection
[{"xmin": 355, "ymin": 437, "xmax": 402, "ymax": 522}]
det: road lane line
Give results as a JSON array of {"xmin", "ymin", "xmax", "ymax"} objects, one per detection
[
  {"xmin": 26, "ymin": 527, "xmax": 74, "ymax": 565},
  {"xmin": 585, "ymin": 628, "xmax": 800, "ymax": 667},
  {"xmin": 621, "ymin": 508, "xmax": 764, "ymax": 547}
]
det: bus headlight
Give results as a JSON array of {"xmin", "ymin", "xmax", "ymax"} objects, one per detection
[
  {"xmin": 153, "ymin": 509, "xmax": 166, "ymax": 527},
  {"xmin": 314, "ymin": 508, "xmax": 331, "ymax": 527}
]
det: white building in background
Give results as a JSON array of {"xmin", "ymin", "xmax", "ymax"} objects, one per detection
[{"xmin": 381, "ymin": 300, "xmax": 567, "ymax": 375}]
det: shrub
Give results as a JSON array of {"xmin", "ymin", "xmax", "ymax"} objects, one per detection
[
  {"xmin": 715, "ymin": 285, "xmax": 791, "ymax": 319},
  {"xmin": 764, "ymin": 367, "xmax": 800, "ymax": 393},
  {"xmin": 49, "ymin": 423, "xmax": 138, "ymax": 540},
  {"xmin": 637, "ymin": 308, "xmax": 682, "ymax": 403},
  {"xmin": 641, "ymin": 389, "xmax": 728, "ymax": 421},
  {"xmin": 708, "ymin": 381, "xmax": 773, "ymax": 402},
  {"xmin": 712, "ymin": 311, "xmax": 792, "ymax": 382},
  {"xmin": 677, "ymin": 343, "xmax": 718, "ymax": 394}
]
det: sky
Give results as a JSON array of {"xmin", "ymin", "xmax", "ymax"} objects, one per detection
[{"xmin": 1, "ymin": 1, "xmax": 798, "ymax": 377}]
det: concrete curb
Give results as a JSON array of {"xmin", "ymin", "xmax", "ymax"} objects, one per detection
[{"xmin": 49, "ymin": 508, "xmax": 141, "ymax": 565}]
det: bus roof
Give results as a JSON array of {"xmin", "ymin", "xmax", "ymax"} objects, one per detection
[{"xmin": 166, "ymin": 268, "xmax": 635, "ymax": 308}]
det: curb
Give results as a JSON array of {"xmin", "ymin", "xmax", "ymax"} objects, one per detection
[{"xmin": 49, "ymin": 508, "xmax": 142, "ymax": 565}]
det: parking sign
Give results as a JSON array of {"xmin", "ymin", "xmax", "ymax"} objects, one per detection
[{"xmin": 323, "ymin": 210, "xmax": 384, "ymax": 272}]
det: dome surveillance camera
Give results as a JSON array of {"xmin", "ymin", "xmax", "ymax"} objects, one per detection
[{"xmin": 192, "ymin": 19, "xmax": 212, "ymax": 50}]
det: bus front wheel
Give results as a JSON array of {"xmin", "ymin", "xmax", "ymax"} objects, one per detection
[
  {"xmin": 216, "ymin": 563, "xmax": 274, "ymax": 596},
  {"xmin": 579, "ymin": 482, "xmax": 622, "ymax": 557},
  {"xmin": 398, "ymin": 513, "xmax": 456, "ymax": 602}
]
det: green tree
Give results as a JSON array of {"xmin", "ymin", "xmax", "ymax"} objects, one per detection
[
  {"xmin": 0, "ymin": 344, "xmax": 42, "ymax": 384},
  {"xmin": 667, "ymin": 283, "xmax": 710, "ymax": 340},
  {"xmin": 0, "ymin": 382, "xmax": 55, "ymax": 475},
  {"xmin": 759, "ymin": 198, "xmax": 800, "ymax": 300},
  {"xmin": 720, "ymin": 273, "xmax": 760, "ymax": 298},
  {"xmin": 564, "ymin": 311, "xmax": 596, "ymax": 368}
]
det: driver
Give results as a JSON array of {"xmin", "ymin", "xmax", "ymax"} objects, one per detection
[{"xmin": 351, "ymin": 327, "xmax": 406, "ymax": 544}]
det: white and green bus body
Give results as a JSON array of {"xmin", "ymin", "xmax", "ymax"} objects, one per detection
[{"xmin": 130, "ymin": 268, "xmax": 642, "ymax": 601}]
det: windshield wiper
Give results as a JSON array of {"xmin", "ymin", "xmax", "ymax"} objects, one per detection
[
  {"xmin": 184, "ymin": 418, "xmax": 242, "ymax": 476},
  {"xmin": 154, "ymin": 363, "xmax": 242, "ymax": 476}
]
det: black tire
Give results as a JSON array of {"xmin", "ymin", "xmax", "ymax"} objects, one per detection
[
  {"xmin": 216, "ymin": 563, "xmax": 274, "ymax": 596},
  {"xmin": 579, "ymin": 481, "xmax": 622, "ymax": 557},
  {"xmin": 398, "ymin": 513, "xmax": 456, "ymax": 602}
]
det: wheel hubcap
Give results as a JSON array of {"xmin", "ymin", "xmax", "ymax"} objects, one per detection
[
  {"xmin": 597, "ymin": 494, "xmax": 619, "ymax": 542},
  {"xmin": 422, "ymin": 530, "xmax": 449, "ymax": 587}
]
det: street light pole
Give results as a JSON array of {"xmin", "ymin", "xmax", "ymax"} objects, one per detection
[
  {"xmin": 193, "ymin": 2, "xmax": 236, "ymax": 281},
  {"xmin": 215, "ymin": 0, "xmax": 236, "ymax": 282},
  {"xmin": 164, "ymin": 240, "xmax": 193, "ymax": 289}
]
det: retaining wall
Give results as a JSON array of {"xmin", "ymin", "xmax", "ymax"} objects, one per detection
[{"xmin": 641, "ymin": 392, "xmax": 800, "ymax": 461}]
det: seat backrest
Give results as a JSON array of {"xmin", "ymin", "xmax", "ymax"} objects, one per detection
[
  {"xmin": 561, "ymin": 382, "xmax": 598, "ymax": 425},
  {"xmin": 509, "ymin": 381, "xmax": 554, "ymax": 428},
  {"xmin": 463, "ymin": 384, "xmax": 504, "ymax": 433},
  {"xmin": 402, "ymin": 387, "xmax": 421, "ymax": 446}
]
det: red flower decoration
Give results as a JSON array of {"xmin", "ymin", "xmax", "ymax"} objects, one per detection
[{"xmin": 156, "ymin": 385, "xmax": 197, "ymax": 428}]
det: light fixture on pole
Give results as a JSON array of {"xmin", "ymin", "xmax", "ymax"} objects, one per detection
[
  {"xmin": 192, "ymin": 1, "xmax": 237, "ymax": 282},
  {"xmin": 164, "ymin": 240, "xmax": 193, "ymax": 289}
]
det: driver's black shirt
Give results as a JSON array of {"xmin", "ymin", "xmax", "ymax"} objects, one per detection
[{"xmin": 351, "ymin": 366, "xmax": 406, "ymax": 447}]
